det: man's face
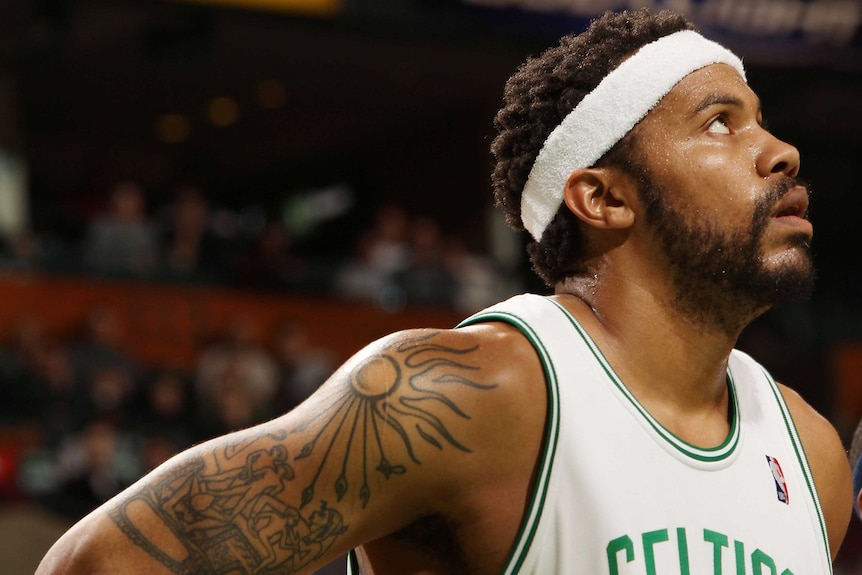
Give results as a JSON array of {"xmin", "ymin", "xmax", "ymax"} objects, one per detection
[{"xmin": 628, "ymin": 64, "xmax": 815, "ymax": 330}]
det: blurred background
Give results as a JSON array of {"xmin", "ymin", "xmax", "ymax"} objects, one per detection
[{"xmin": 0, "ymin": 0, "xmax": 860, "ymax": 572}]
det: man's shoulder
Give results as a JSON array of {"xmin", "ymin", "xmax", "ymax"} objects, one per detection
[
  {"xmin": 349, "ymin": 321, "xmax": 548, "ymax": 451},
  {"xmin": 366, "ymin": 321, "xmax": 544, "ymax": 387},
  {"xmin": 775, "ymin": 382, "xmax": 836, "ymax": 439},
  {"xmin": 776, "ymin": 382, "xmax": 853, "ymax": 557}
]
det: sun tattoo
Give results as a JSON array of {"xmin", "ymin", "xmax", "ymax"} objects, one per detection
[{"xmin": 293, "ymin": 331, "xmax": 496, "ymax": 509}]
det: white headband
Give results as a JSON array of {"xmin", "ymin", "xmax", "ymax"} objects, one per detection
[{"xmin": 520, "ymin": 30, "xmax": 746, "ymax": 241}]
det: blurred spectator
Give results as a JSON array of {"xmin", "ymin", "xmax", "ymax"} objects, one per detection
[
  {"xmin": 445, "ymin": 236, "xmax": 515, "ymax": 314},
  {"xmin": 239, "ymin": 222, "xmax": 308, "ymax": 290},
  {"xmin": 196, "ymin": 363, "xmax": 268, "ymax": 440},
  {"xmin": 195, "ymin": 315, "xmax": 278, "ymax": 416},
  {"xmin": 157, "ymin": 183, "xmax": 225, "ymax": 283},
  {"xmin": 82, "ymin": 181, "xmax": 158, "ymax": 277},
  {"xmin": 42, "ymin": 418, "xmax": 140, "ymax": 520},
  {"xmin": 367, "ymin": 205, "xmax": 411, "ymax": 276},
  {"xmin": 138, "ymin": 432, "xmax": 182, "ymax": 473},
  {"xmin": 78, "ymin": 366, "xmax": 136, "ymax": 426},
  {"xmin": 271, "ymin": 320, "xmax": 336, "ymax": 413},
  {"xmin": 0, "ymin": 229, "xmax": 44, "ymax": 272},
  {"xmin": 394, "ymin": 216, "xmax": 456, "ymax": 307},
  {"xmin": 334, "ymin": 230, "xmax": 390, "ymax": 303},
  {"xmin": 132, "ymin": 369, "xmax": 196, "ymax": 450},
  {"xmin": 68, "ymin": 305, "xmax": 138, "ymax": 388},
  {"xmin": 0, "ymin": 320, "xmax": 80, "ymax": 439},
  {"xmin": 334, "ymin": 205, "xmax": 411, "ymax": 304}
]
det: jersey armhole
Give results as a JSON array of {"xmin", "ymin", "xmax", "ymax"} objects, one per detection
[{"xmin": 459, "ymin": 308, "xmax": 561, "ymax": 575}]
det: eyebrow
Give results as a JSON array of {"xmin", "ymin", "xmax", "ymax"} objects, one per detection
[{"xmin": 691, "ymin": 92, "xmax": 762, "ymax": 117}]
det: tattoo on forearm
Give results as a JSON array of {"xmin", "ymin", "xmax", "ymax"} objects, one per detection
[
  {"xmin": 106, "ymin": 331, "xmax": 493, "ymax": 573},
  {"xmin": 108, "ymin": 439, "xmax": 346, "ymax": 574},
  {"xmin": 294, "ymin": 331, "xmax": 495, "ymax": 508}
]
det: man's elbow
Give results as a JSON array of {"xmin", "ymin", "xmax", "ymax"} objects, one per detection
[{"xmin": 35, "ymin": 516, "xmax": 107, "ymax": 575}]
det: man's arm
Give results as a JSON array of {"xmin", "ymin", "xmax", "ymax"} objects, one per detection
[
  {"xmin": 780, "ymin": 384, "xmax": 853, "ymax": 560},
  {"xmin": 35, "ymin": 324, "xmax": 542, "ymax": 575}
]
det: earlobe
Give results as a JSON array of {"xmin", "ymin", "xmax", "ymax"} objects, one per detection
[{"xmin": 562, "ymin": 168, "xmax": 635, "ymax": 230}]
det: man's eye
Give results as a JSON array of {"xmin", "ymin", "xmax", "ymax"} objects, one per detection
[{"xmin": 708, "ymin": 116, "xmax": 731, "ymax": 134}]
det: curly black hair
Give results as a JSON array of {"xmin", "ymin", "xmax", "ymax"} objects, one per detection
[{"xmin": 491, "ymin": 9, "xmax": 697, "ymax": 287}]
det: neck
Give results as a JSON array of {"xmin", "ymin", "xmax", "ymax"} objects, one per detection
[
  {"xmin": 554, "ymin": 270, "xmax": 747, "ymax": 443},
  {"xmin": 557, "ymin": 269, "xmax": 757, "ymax": 343}
]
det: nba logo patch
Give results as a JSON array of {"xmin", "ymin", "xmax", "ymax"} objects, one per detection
[{"xmin": 766, "ymin": 455, "xmax": 789, "ymax": 504}]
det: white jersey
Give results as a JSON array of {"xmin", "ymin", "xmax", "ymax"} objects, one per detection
[{"xmin": 455, "ymin": 294, "xmax": 832, "ymax": 575}]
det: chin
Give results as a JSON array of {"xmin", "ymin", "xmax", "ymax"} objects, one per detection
[
  {"xmin": 746, "ymin": 245, "xmax": 816, "ymax": 307},
  {"xmin": 763, "ymin": 261, "xmax": 816, "ymax": 305}
]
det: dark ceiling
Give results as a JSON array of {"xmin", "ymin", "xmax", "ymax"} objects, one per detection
[{"xmin": 0, "ymin": 1, "xmax": 531, "ymax": 216}]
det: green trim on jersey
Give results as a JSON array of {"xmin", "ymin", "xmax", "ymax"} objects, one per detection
[
  {"xmin": 758, "ymin": 364, "xmax": 833, "ymax": 572},
  {"xmin": 548, "ymin": 299, "xmax": 740, "ymax": 463},
  {"xmin": 457, "ymin": 310, "xmax": 561, "ymax": 575}
]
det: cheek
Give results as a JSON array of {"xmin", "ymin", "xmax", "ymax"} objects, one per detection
[{"xmin": 681, "ymin": 150, "xmax": 761, "ymax": 215}]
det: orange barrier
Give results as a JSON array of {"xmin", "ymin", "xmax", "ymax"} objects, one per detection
[{"xmin": 0, "ymin": 273, "xmax": 465, "ymax": 369}]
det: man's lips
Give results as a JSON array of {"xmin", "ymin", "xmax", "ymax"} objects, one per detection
[
  {"xmin": 771, "ymin": 186, "xmax": 812, "ymax": 234},
  {"xmin": 771, "ymin": 186, "xmax": 809, "ymax": 219}
]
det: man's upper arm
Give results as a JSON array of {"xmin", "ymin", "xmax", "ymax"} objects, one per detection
[
  {"xmin": 780, "ymin": 384, "xmax": 853, "ymax": 560},
  {"xmin": 37, "ymin": 325, "xmax": 537, "ymax": 575}
]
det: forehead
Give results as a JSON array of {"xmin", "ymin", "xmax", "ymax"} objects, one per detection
[{"xmin": 647, "ymin": 63, "xmax": 756, "ymax": 121}]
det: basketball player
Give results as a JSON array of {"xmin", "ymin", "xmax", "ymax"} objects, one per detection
[{"xmin": 36, "ymin": 8, "xmax": 851, "ymax": 575}]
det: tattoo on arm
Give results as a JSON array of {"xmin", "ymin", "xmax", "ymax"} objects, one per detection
[
  {"xmin": 107, "ymin": 331, "xmax": 493, "ymax": 573},
  {"xmin": 109, "ymin": 434, "xmax": 346, "ymax": 574},
  {"xmin": 294, "ymin": 331, "xmax": 495, "ymax": 508}
]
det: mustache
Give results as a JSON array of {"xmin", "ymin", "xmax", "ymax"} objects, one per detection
[
  {"xmin": 770, "ymin": 175, "xmax": 812, "ymax": 201},
  {"xmin": 764, "ymin": 175, "xmax": 813, "ymax": 219},
  {"xmin": 752, "ymin": 176, "xmax": 813, "ymax": 229}
]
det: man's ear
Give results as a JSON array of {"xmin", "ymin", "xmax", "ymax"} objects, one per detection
[{"xmin": 562, "ymin": 168, "xmax": 635, "ymax": 230}]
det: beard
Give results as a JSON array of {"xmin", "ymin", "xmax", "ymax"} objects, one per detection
[{"xmin": 637, "ymin": 170, "xmax": 816, "ymax": 335}]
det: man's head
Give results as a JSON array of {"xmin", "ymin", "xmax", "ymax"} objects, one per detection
[
  {"xmin": 491, "ymin": 8, "xmax": 814, "ymax": 315},
  {"xmin": 491, "ymin": 9, "xmax": 696, "ymax": 285}
]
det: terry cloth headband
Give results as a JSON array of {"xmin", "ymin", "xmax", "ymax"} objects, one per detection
[{"xmin": 520, "ymin": 29, "xmax": 746, "ymax": 241}]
